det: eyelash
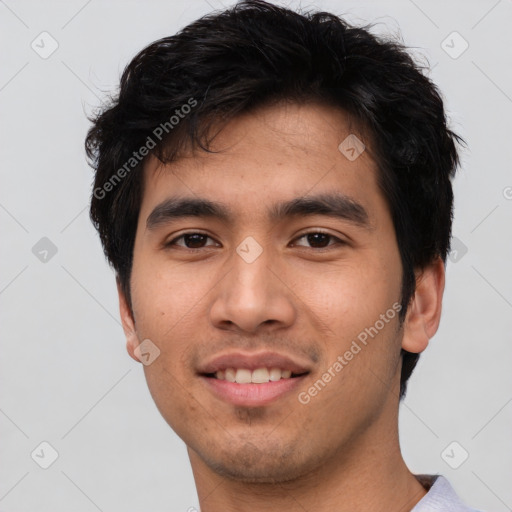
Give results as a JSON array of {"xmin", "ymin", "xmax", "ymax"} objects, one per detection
[{"xmin": 165, "ymin": 230, "xmax": 346, "ymax": 251}]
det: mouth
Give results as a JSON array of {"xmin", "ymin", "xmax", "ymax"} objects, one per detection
[
  {"xmin": 197, "ymin": 351, "xmax": 312, "ymax": 407},
  {"xmin": 200, "ymin": 372, "xmax": 310, "ymax": 407},
  {"xmin": 203, "ymin": 367, "xmax": 309, "ymax": 383}
]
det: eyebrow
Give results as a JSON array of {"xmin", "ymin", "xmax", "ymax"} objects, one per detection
[{"xmin": 146, "ymin": 192, "xmax": 371, "ymax": 231}]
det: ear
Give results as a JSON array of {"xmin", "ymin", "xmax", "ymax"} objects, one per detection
[
  {"xmin": 117, "ymin": 279, "xmax": 141, "ymax": 363},
  {"xmin": 401, "ymin": 257, "xmax": 445, "ymax": 354}
]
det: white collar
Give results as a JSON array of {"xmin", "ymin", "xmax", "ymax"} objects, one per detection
[{"xmin": 412, "ymin": 474, "xmax": 483, "ymax": 511}]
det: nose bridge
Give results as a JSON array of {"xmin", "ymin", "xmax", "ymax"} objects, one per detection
[
  {"xmin": 233, "ymin": 240, "xmax": 272, "ymax": 299},
  {"xmin": 209, "ymin": 238, "xmax": 295, "ymax": 333},
  {"xmin": 228, "ymin": 238, "xmax": 276, "ymax": 310}
]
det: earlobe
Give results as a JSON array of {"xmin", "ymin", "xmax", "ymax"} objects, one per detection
[
  {"xmin": 117, "ymin": 279, "xmax": 141, "ymax": 363},
  {"xmin": 401, "ymin": 257, "xmax": 445, "ymax": 354}
]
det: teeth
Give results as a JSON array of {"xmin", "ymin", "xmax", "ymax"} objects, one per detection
[
  {"xmin": 269, "ymin": 368, "xmax": 282, "ymax": 381},
  {"xmin": 214, "ymin": 367, "xmax": 295, "ymax": 383},
  {"xmin": 225, "ymin": 368, "xmax": 236, "ymax": 382},
  {"xmin": 251, "ymin": 368, "xmax": 269, "ymax": 383},
  {"xmin": 235, "ymin": 369, "xmax": 252, "ymax": 384}
]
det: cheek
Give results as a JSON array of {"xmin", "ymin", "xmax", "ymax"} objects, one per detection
[
  {"xmin": 287, "ymin": 257, "xmax": 398, "ymax": 329},
  {"xmin": 142, "ymin": 358, "xmax": 198, "ymax": 441},
  {"xmin": 130, "ymin": 255, "xmax": 210, "ymax": 335},
  {"xmin": 287, "ymin": 257, "xmax": 403, "ymax": 392}
]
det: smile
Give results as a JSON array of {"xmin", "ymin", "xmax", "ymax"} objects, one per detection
[
  {"xmin": 200, "ymin": 371, "xmax": 309, "ymax": 407},
  {"xmin": 211, "ymin": 367, "xmax": 303, "ymax": 383}
]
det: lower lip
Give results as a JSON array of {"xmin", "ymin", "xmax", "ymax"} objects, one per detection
[{"xmin": 200, "ymin": 375, "xmax": 308, "ymax": 407}]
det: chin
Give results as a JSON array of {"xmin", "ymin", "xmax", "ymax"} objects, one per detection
[
  {"xmin": 209, "ymin": 459, "xmax": 305, "ymax": 484},
  {"xmin": 198, "ymin": 440, "xmax": 315, "ymax": 484}
]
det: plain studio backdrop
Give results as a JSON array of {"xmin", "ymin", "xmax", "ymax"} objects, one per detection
[{"xmin": 0, "ymin": 0, "xmax": 511, "ymax": 511}]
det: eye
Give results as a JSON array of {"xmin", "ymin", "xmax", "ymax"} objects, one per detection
[
  {"xmin": 166, "ymin": 232, "xmax": 220, "ymax": 250},
  {"xmin": 165, "ymin": 230, "xmax": 345, "ymax": 251},
  {"xmin": 292, "ymin": 231, "xmax": 345, "ymax": 249}
]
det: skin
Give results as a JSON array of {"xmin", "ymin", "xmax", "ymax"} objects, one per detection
[{"xmin": 118, "ymin": 101, "xmax": 445, "ymax": 512}]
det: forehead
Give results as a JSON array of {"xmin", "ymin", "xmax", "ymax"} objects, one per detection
[{"xmin": 139, "ymin": 101, "xmax": 384, "ymax": 223}]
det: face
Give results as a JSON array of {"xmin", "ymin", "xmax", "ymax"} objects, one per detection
[{"xmin": 121, "ymin": 101, "xmax": 417, "ymax": 483}]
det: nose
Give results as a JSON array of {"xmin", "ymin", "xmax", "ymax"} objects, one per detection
[{"xmin": 209, "ymin": 244, "xmax": 296, "ymax": 334}]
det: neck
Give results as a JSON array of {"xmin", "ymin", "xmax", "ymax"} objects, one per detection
[{"xmin": 188, "ymin": 405, "xmax": 427, "ymax": 512}]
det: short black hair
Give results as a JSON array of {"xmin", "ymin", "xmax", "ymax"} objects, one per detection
[{"xmin": 86, "ymin": 0, "xmax": 464, "ymax": 400}]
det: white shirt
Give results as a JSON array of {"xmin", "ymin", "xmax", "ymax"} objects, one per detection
[{"xmin": 412, "ymin": 474, "xmax": 484, "ymax": 511}]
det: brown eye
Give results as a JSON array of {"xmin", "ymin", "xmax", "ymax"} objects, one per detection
[
  {"xmin": 167, "ymin": 233, "xmax": 219, "ymax": 249},
  {"xmin": 293, "ymin": 231, "xmax": 344, "ymax": 249}
]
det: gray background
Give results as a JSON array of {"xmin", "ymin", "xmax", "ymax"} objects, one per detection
[{"xmin": 1, "ymin": 0, "xmax": 511, "ymax": 510}]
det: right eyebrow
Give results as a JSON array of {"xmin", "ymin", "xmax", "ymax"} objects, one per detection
[{"xmin": 146, "ymin": 197, "xmax": 231, "ymax": 231}]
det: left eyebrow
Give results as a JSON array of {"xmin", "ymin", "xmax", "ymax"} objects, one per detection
[
  {"xmin": 145, "ymin": 192, "xmax": 372, "ymax": 231},
  {"xmin": 269, "ymin": 192, "xmax": 371, "ymax": 229}
]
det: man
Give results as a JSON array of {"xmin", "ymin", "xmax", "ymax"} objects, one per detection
[{"xmin": 86, "ymin": 1, "xmax": 481, "ymax": 510}]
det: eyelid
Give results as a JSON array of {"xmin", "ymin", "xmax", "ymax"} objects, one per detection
[
  {"xmin": 291, "ymin": 229, "xmax": 346, "ymax": 247},
  {"xmin": 165, "ymin": 231, "xmax": 219, "ymax": 248},
  {"xmin": 164, "ymin": 229, "xmax": 347, "ymax": 250}
]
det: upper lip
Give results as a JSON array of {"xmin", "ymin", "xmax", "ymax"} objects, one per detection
[{"xmin": 197, "ymin": 350, "xmax": 312, "ymax": 375}]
